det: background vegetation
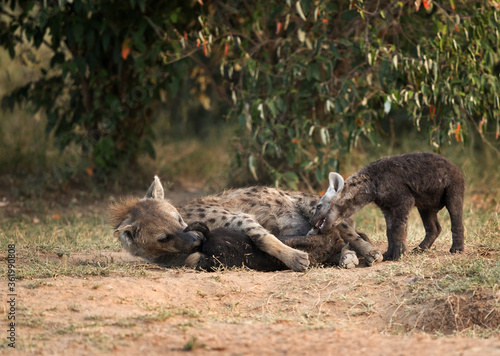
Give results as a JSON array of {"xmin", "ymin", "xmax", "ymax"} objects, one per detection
[
  {"xmin": 0, "ymin": 0, "xmax": 499, "ymax": 191},
  {"xmin": 0, "ymin": 2, "xmax": 499, "ymax": 352}
]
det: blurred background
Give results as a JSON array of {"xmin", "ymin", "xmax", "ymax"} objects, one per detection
[{"xmin": 0, "ymin": 0, "xmax": 499, "ymax": 198}]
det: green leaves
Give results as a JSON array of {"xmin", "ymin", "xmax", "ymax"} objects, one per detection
[
  {"xmin": 205, "ymin": 1, "xmax": 499, "ymax": 188},
  {"xmin": 386, "ymin": 1, "xmax": 500, "ymax": 147},
  {"xmin": 2, "ymin": 0, "xmax": 498, "ymax": 185},
  {"xmin": 0, "ymin": 0, "xmax": 177, "ymax": 175}
]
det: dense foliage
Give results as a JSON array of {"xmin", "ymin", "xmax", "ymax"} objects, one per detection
[
  {"xmin": 1, "ymin": 0, "xmax": 499, "ymax": 187},
  {"xmin": 167, "ymin": 0, "xmax": 499, "ymax": 188},
  {"xmin": 0, "ymin": 0, "xmax": 194, "ymax": 176}
]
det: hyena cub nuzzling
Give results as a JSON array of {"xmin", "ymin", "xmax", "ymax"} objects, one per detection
[
  {"xmin": 109, "ymin": 176, "xmax": 382, "ymax": 271},
  {"xmin": 311, "ymin": 152, "xmax": 465, "ymax": 261}
]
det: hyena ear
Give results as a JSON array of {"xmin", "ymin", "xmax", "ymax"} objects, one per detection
[
  {"xmin": 114, "ymin": 221, "xmax": 135, "ymax": 239},
  {"xmin": 144, "ymin": 176, "xmax": 165, "ymax": 200},
  {"xmin": 328, "ymin": 172, "xmax": 344, "ymax": 194}
]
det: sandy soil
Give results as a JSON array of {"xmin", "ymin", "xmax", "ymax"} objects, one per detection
[
  {"xmin": 7, "ymin": 248, "xmax": 500, "ymax": 356},
  {"xmin": 2, "ymin": 189, "xmax": 500, "ymax": 355}
]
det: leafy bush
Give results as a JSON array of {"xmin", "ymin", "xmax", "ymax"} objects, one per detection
[
  {"xmin": 164, "ymin": 0, "xmax": 500, "ymax": 188},
  {"xmin": 1, "ymin": 0, "xmax": 499, "ymax": 187},
  {"xmin": 0, "ymin": 0, "xmax": 194, "ymax": 177}
]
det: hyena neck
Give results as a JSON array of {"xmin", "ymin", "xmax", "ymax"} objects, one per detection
[
  {"xmin": 287, "ymin": 191, "xmax": 320, "ymax": 220},
  {"xmin": 338, "ymin": 172, "xmax": 374, "ymax": 218}
]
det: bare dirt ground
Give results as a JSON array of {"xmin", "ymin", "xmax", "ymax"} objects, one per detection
[
  {"xmin": 13, "ymin": 251, "xmax": 500, "ymax": 355},
  {"xmin": 3, "ymin": 189, "xmax": 500, "ymax": 355}
]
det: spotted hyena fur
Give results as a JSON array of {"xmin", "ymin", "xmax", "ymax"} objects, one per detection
[
  {"xmin": 110, "ymin": 176, "xmax": 382, "ymax": 270},
  {"xmin": 311, "ymin": 152, "xmax": 465, "ymax": 261}
]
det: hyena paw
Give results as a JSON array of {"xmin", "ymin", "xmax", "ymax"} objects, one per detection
[
  {"xmin": 287, "ymin": 249, "xmax": 310, "ymax": 272},
  {"xmin": 383, "ymin": 244, "xmax": 407, "ymax": 261},
  {"xmin": 412, "ymin": 246, "xmax": 426, "ymax": 254},
  {"xmin": 364, "ymin": 250, "xmax": 383, "ymax": 267},
  {"xmin": 449, "ymin": 244, "xmax": 464, "ymax": 254},
  {"xmin": 339, "ymin": 250, "xmax": 359, "ymax": 269}
]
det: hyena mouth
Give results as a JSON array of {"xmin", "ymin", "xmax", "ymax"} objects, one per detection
[{"xmin": 315, "ymin": 218, "xmax": 326, "ymax": 230}]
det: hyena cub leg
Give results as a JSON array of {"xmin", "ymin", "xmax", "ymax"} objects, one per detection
[
  {"xmin": 445, "ymin": 183, "xmax": 465, "ymax": 254},
  {"xmin": 337, "ymin": 222, "xmax": 383, "ymax": 267},
  {"xmin": 414, "ymin": 208, "xmax": 442, "ymax": 252}
]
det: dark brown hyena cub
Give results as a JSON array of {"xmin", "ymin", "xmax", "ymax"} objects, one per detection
[
  {"xmin": 185, "ymin": 222, "xmax": 361, "ymax": 271},
  {"xmin": 311, "ymin": 152, "xmax": 465, "ymax": 261}
]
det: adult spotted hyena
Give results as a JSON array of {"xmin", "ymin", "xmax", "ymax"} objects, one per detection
[
  {"xmin": 178, "ymin": 178, "xmax": 382, "ymax": 269},
  {"xmin": 110, "ymin": 176, "xmax": 382, "ymax": 270},
  {"xmin": 311, "ymin": 152, "xmax": 465, "ymax": 261}
]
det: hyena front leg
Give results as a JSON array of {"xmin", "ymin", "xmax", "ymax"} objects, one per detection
[
  {"xmin": 182, "ymin": 207, "xmax": 309, "ymax": 272},
  {"xmin": 337, "ymin": 222, "xmax": 383, "ymax": 266}
]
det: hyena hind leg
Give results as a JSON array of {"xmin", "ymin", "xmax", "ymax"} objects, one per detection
[
  {"xmin": 414, "ymin": 208, "xmax": 442, "ymax": 252},
  {"xmin": 445, "ymin": 185, "xmax": 465, "ymax": 254}
]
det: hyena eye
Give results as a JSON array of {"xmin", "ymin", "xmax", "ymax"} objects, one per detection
[
  {"xmin": 178, "ymin": 216, "xmax": 183, "ymax": 224},
  {"xmin": 316, "ymin": 204, "xmax": 322, "ymax": 211},
  {"xmin": 158, "ymin": 234, "xmax": 176, "ymax": 243}
]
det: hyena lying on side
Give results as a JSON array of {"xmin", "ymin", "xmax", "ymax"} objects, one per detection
[
  {"xmin": 110, "ymin": 176, "xmax": 382, "ymax": 271},
  {"xmin": 310, "ymin": 152, "xmax": 465, "ymax": 261}
]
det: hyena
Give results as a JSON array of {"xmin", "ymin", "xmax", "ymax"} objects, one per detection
[
  {"xmin": 310, "ymin": 152, "xmax": 465, "ymax": 261},
  {"xmin": 110, "ymin": 176, "xmax": 382, "ymax": 270},
  {"xmin": 178, "ymin": 178, "xmax": 382, "ymax": 269},
  {"xmin": 184, "ymin": 222, "xmax": 360, "ymax": 271},
  {"xmin": 109, "ymin": 191, "xmax": 203, "ymax": 268}
]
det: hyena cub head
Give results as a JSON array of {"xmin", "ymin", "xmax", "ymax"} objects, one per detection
[
  {"xmin": 311, "ymin": 172, "xmax": 344, "ymax": 232},
  {"xmin": 312, "ymin": 172, "xmax": 371, "ymax": 233},
  {"xmin": 109, "ymin": 176, "xmax": 203, "ymax": 262}
]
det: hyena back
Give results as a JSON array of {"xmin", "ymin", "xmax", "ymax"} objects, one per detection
[{"xmin": 311, "ymin": 152, "xmax": 465, "ymax": 261}]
